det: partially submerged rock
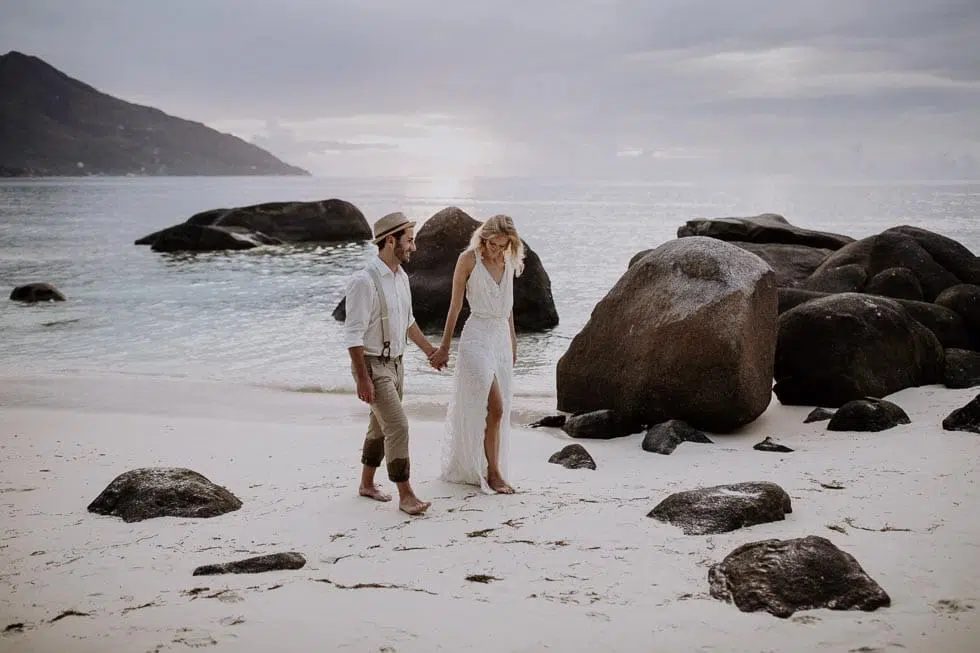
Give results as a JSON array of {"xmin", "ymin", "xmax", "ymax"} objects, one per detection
[
  {"xmin": 193, "ymin": 552, "xmax": 306, "ymax": 576},
  {"xmin": 640, "ymin": 420, "xmax": 713, "ymax": 455},
  {"xmin": 942, "ymin": 395, "xmax": 980, "ymax": 434},
  {"xmin": 648, "ymin": 482, "xmax": 791, "ymax": 535},
  {"xmin": 137, "ymin": 198, "xmax": 370, "ymax": 250},
  {"xmin": 87, "ymin": 467, "xmax": 242, "ymax": 522},
  {"xmin": 10, "ymin": 282, "xmax": 66, "ymax": 302},
  {"xmin": 547, "ymin": 444, "xmax": 597, "ymax": 470},
  {"xmin": 149, "ymin": 223, "xmax": 280, "ymax": 252},
  {"xmin": 826, "ymin": 398, "xmax": 910, "ymax": 432},
  {"xmin": 708, "ymin": 535, "xmax": 891, "ymax": 618}
]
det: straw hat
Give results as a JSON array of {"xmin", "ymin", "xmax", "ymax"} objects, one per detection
[{"xmin": 372, "ymin": 212, "xmax": 416, "ymax": 244}]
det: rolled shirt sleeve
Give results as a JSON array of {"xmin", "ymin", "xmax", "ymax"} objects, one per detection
[{"xmin": 343, "ymin": 272, "xmax": 373, "ymax": 350}]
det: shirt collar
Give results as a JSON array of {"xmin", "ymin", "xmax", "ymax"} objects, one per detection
[{"xmin": 371, "ymin": 255, "xmax": 398, "ymax": 277}]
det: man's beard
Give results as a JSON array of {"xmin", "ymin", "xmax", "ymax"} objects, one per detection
[{"xmin": 394, "ymin": 244, "xmax": 411, "ymax": 263}]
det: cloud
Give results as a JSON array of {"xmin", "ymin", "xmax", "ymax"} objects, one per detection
[{"xmin": 2, "ymin": 0, "xmax": 978, "ymax": 177}]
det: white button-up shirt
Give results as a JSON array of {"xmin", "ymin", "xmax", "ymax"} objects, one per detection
[{"xmin": 343, "ymin": 256, "xmax": 415, "ymax": 357}]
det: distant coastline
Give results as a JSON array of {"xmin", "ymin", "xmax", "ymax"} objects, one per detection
[
  {"xmin": 0, "ymin": 165, "xmax": 310, "ymax": 178},
  {"xmin": 0, "ymin": 51, "xmax": 310, "ymax": 177}
]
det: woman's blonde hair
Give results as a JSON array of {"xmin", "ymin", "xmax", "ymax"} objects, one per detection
[{"xmin": 467, "ymin": 214, "xmax": 525, "ymax": 277}]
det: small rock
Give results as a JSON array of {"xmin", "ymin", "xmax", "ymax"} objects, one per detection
[
  {"xmin": 753, "ymin": 436, "xmax": 794, "ymax": 453},
  {"xmin": 942, "ymin": 395, "xmax": 980, "ymax": 434},
  {"xmin": 547, "ymin": 444, "xmax": 596, "ymax": 470},
  {"xmin": 529, "ymin": 415, "xmax": 567, "ymax": 428},
  {"xmin": 641, "ymin": 419, "xmax": 713, "ymax": 455},
  {"xmin": 87, "ymin": 467, "xmax": 242, "ymax": 522},
  {"xmin": 708, "ymin": 535, "xmax": 891, "ymax": 618},
  {"xmin": 804, "ymin": 408, "xmax": 835, "ymax": 423},
  {"xmin": 193, "ymin": 552, "xmax": 306, "ymax": 576},
  {"xmin": 827, "ymin": 398, "xmax": 910, "ymax": 432},
  {"xmin": 465, "ymin": 574, "xmax": 500, "ymax": 583},
  {"xmin": 561, "ymin": 409, "xmax": 644, "ymax": 439},
  {"xmin": 648, "ymin": 481, "xmax": 792, "ymax": 535}
]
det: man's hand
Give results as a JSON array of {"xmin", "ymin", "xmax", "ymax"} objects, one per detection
[
  {"xmin": 429, "ymin": 346, "xmax": 449, "ymax": 370},
  {"xmin": 355, "ymin": 374, "xmax": 375, "ymax": 403}
]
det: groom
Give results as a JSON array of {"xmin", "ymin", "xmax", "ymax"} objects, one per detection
[{"xmin": 344, "ymin": 212, "xmax": 444, "ymax": 516}]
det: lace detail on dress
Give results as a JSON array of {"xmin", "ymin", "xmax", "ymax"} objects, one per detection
[{"xmin": 440, "ymin": 251, "xmax": 515, "ymax": 493}]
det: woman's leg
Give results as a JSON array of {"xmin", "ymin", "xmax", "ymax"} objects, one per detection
[{"xmin": 484, "ymin": 377, "xmax": 515, "ymax": 493}]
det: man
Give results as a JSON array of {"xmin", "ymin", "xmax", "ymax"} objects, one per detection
[{"xmin": 344, "ymin": 212, "xmax": 443, "ymax": 516}]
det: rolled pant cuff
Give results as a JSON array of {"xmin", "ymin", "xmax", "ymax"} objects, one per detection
[
  {"xmin": 387, "ymin": 458, "xmax": 410, "ymax": 483},
  {"xmin": 361, "ymin": 439, "xmax": 385, "ymax": 468}
]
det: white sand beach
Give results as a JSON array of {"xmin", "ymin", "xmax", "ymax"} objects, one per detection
[{"xmin": 1, "ymin": 372, "xmax": 978, "ymax": 652}]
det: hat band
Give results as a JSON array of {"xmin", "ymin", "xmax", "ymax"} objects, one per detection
[{"xmin": 374, "ymin": 222, "xmax": 411, "ymax": 242}]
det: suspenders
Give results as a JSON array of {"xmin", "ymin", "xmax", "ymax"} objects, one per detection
[{"xmin": 365, "ymin": 265, "xmax": 393, "ymax": 364}]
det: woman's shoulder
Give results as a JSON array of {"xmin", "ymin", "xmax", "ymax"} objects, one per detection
[{"xmin": 458, "ymin": 249, "xmax": 477, "ymax": 268}]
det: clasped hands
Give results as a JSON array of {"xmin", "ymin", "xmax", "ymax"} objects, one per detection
[{"xmin": 428, "ymin": 345, "xmax": 450, "ymax": 370}]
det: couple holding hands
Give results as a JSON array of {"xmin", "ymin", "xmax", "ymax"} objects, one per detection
[{"xmin": 344, "ymin": 212, "xmax": 525, "ymax": 515}]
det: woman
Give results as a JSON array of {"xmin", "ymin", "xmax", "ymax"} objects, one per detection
[{"xmin": 432, "ymin": 215, "xmax": 524, "ymax": 494}]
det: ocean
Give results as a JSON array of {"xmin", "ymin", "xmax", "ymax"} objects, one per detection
[{"xmin": 1, "ymin": 176, "xmax": 978, "ymax": 398}]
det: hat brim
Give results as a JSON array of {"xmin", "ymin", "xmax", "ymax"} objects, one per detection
[{"xmin": 372, "ymin": 220, "xmax": 416, "ymax": 243}]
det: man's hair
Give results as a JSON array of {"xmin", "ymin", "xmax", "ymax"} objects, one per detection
[{"xmin": 376, "ymin": 228, "xmax": 407, "ymax": 250}]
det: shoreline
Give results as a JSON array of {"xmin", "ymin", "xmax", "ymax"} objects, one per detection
[{"xmin": 1, "ymin": 372, "xmax": 978, "ymax": 652}]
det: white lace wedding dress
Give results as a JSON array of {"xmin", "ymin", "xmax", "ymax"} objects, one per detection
[{"xmin": 440, "ymin": 251, "xmax": 514, "ymax": 493}]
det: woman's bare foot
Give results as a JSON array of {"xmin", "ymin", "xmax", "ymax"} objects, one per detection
[
  {"xmin": 399, "ymin": 497, "xmax": 432, "ymax": 515},
  {"xmin": 487, "ymin": 474, "xmax": 516, "ymax": 494},
  {"xmin": 359, "ymin": 484, "xmax": 392, "ymax": 502}
]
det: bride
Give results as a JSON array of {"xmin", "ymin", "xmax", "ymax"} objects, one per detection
[{"xmin": 430, "ymin": 215, "xmax": 524, "ymax": 494}]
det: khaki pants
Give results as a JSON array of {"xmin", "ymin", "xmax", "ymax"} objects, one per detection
[{"xmin": 360, "ymin": 355, "xmax": 410, "ymax": 482}]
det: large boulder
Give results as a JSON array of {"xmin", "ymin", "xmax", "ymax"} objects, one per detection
[
  {"xmin": 9, "ymin": 282, "xmax": 66, "ymax": 302},
  {"xmin": 87, "ymin": 468, "xmax": 242, "ymax": 522},
  {"xmin": 865, "ymin": 267, "xmax": 924, "ymax": 301},
  {"xmin": 942, "ymin": 394, "xmax": 980, "ymax": 434},
  {"xmin": 777, "ymin": 287, "xmax": 975, "ymax": 351},
  {"xmin": 334, "ymin": 207, "xmax": 559, "ymax": 333},
  {"xmin": 632, "ymin": 241, "xmax": 832, "ymax": 288},
  {"xmin": 136, "ymin": 198, "xmax": 370, "ymax": 249},
  {"xmin": 677, "ymin": 214, "xmax": 854, "ymax": 250},
  {"xmin": 708, "ymin": 536, "xmax": 891, "ymax": 618},
  {"xmin": 935, "ymin": 284, "xmax": 980, "ymax": 334},
  {"xmin": 774, "ymin": 293, "xmax": 944, "ymax": 407},
  {"xmin": 943, "ymin": 349, "xmax": 980, "ymax": 389},
  {"xmin": 805, "ymin": 227, "xmax": 980, "ymax": 301},
  {"xmin": 557, "ymin": 237, "xmax": 777, "ymax": 433}
]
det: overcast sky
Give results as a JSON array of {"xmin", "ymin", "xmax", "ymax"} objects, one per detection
[{"xmin": 3, "ymin": 0, "xmax": 979, "ymax": 178}]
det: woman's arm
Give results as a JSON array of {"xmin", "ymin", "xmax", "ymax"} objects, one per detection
[
  {"xmin": 429, "ymin": 251, "xmax": 475, "ymax": 368},
  {"xmin": 509, "ymin": 311, "xmax": 517, "ymax": 365}
]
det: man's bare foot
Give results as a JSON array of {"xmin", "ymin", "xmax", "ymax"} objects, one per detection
[
  {"xmin": 488, "ymin": 475, "xmax": 516, "ymax": 494},
  {"xmin": 359, "ymin": 485, "xmax": 392, "ymax": 502},
  {"xmin": 399, "ymin": 497, "xmax": 431, "ymax": 515}
]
